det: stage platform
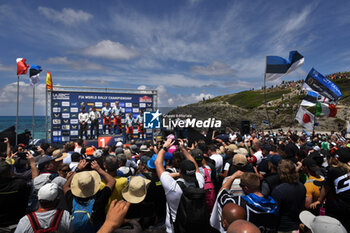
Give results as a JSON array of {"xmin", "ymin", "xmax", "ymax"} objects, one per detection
[{"xmin": 84, "ymin": 134, "xmax": 150, "ymax": 148}]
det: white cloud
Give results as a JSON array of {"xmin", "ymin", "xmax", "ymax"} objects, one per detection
[
  {"xmin": 0, "ymin": 81, "xmax": 46, "ymax": 105},
  {"xmin": 137, "ymin": 85, "xmax": 147, "ymax": 90},
  {"xmin": 45, "ymin": 56, "xmax": 104, "ymax": 71},
  {"xmin": 155, "ymin": 84, "xmax": 213, "ymax": 107},
  {"xmin": 38, "ymin": 6, "xmax": 93, "ymax": 26},
  {"xmin": 0, "ymin": 63, "xmax": 13, "ymax": 72},
  {"xmin": 191, "ymin": 61, "xmax": 235, "ymax": 76},
  {"xmin": 80, "ymin": 40, "xmax": 139, "ymax": 60}
]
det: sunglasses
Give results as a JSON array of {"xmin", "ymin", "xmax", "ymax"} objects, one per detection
[{"xmin": 61, "ymin": 169, "xmax": 70, "ymax": 173}]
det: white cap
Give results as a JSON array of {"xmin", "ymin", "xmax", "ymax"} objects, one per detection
[
  {"xmin": 116, "ymin": 142, "xmax": 123, "ymax": 147},
  {"xmin": 38, "ymin": 183, "xmax": 59, "ymax": 201},
  {"xmin": 299, "ymin": 211, "xmax": 347, "ymax": 233},
  {"xmin": 313, "ymin": 146, "xmax": 320, "ymax": 151}
]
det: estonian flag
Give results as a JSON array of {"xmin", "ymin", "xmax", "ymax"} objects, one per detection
[
  {"xmin": 265, "ymin": 51, "xmax": 304, "ymax": 82},
  {"xmin": 29, "ymin": 65, "xmax": 42, "ymax": 86}
]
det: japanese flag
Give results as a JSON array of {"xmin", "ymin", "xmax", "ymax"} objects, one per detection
[{"xmin": 295, "ymin": 107, "xmax": 314, "ymax": 131}]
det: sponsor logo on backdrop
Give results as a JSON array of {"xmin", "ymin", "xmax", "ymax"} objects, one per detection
[
  {"xmin": 53, "ymin": 107, "xmax": 61, "ymax": 113},
  {"xmin": 52, "ymin": 93, "xmax": 70, "ymax": 100},
  {"xmin": 71, "ymin": 102, "xmax": 78, "ymax": 106},
  {"xmin": 53, "ymin": 125, "xmax": 61, "ymax": 130},
  {"xmin": 70, "ymin": 131, "xmax": 79, "ymax": 136},
  {"xmin": 95, "ymin": 102, "xmax": 102, "ymax": 107},
  {"xmin": 53, "ymin": 113, "xmax": 61, "ymax": 118},
  {"xmin": 71, "ymin": 125, "xmax": 78, "ymax": 129},
  {"xmin": 140, "ymin": 103, "xmax": 146, "ymax": 108},
  {"xmin": 62, "ymin": 107, "xmax": 70, "ymax": 112},
  {"xmin": 53, "ymin": 119, "xmax": 61, "ymax": 125},
  {"xmin": 62, "ymin": 113, "xmax": 70, "ymax": 119},
  {"xmin": 53, "ymin": 131, "xmax": 61, "ymax": 136},
  {"xmin": 61, "ymin": 136, "xmax": 70, "ymax": 142},
  {"xmin": 62, "ymin": 125, "xmax": 70, "ymax": 130},
  {"xmin": 62, "ymin": 131, "xmax": 70, "ymax": 136},
  {"xmin": 70, "ymin": 119, "xmax": 79, "ymax": 124},
  {"xmin": 125, "ymin": 108, "xmax": 132, "ymax": 113},
  {"xmin": 125, "ymin": 103, "xmax": 132, "ymax": 107},
  {"xmin": 146, "ymin": 103, "xmax": 153, "ymax": 108},
  {"xmin": 133, "ymin": 108, "xmax": 139, "ymax": 113},
  {"xmin": 146, "ymin": 108, "xmax": 153, "ymax": 112},
  {"xmin": 144, "ymin": 110, "xmax": 161, "ymax": 129},
  {"xmin": 62, "ymin": 119, "xmax": 69, "ymax": 124},
  {"xmin": 53, "ymin": 102, "xmax": 60, "ymax": 107},
  {"xmin": 70, "ymin": 107, "xmax": 78, "ymax": 113},
  {"xmin": 71, "ymin": 113, "xmax": 78, "ymax": 118},
  {"xmin": 139, "ymin": 96, "xmax": 152, "ymax": 103},
  {"xmin": 52, "ymin": 137, "xmax": 61, "ymax": 142},
  {"xmin": 62, "ymin": 102, "xmax": 70, "ymax": 107},
  {"xmin": 132, "ymin": 103, "xmax": 139, "ymax": 107}
]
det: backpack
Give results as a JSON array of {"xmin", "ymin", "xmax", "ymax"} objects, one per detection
[
  {"xmin": 27, "ymin": 209, "xmax": 64, "ymax": 233},
  {"xmin": 72, "ymin": 197, "xmax": 97, "ymax": 233},
  {"xmin": 203, "ymin": 167, "xmax": 215, "ymax": 212},
  {"xmin": 169, "ymin": 181, "xmax": 210, "ymax": 233}
]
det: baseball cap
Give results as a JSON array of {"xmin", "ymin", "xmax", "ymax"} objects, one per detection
[
  {"xmin": 37, "ymin": 156, "xmax": 54, "ymax": 170},
  {"xmin": 302, "ymin": 157, "xmax": 319, "ymax": 173},
  {"xmin": 234, "ymin": 148, "xmax": 249, "ymax": 156},
  {"xmin": 299, "ymin": 210, "xmax": 347, "ymax": 233},
  {"xmin": 38, "ymin": 183, "xmax": 59, "ymax": 201},
  {"xmin": 85, "ymin": 147, "xmax": 95, "ymax": 156},
  {"xmin": 337, "ymin": 148, "xmax": 350, "ymax": 164},
  {"xmin": 139, "ymin": 156, "xmax": 150, "ymax": 165},
  {"xmin": 179, "ymin": 160, "xmax": 197, "ymax": 183},
  {"xmin": 93, "ymin": 149, "xmax": 103, "ymax": 159},
  {"xmin": 116, "ymin": 142, "xmax": 123, "ymax": 148},
  {"xmin": 233, "ymin": 154, "xmax": 247, "ymax": 167},
  {"xmin": 267, "ymin": 154, "xmax": 282, "ymax": 167},
  {"xmin": 225, "ymin": 144, "xmax": 238, "ymax": 153},
  {"xmin": 164, "ymin": 152, "xmax": 173, "ymax": 161},
  {"xmin": 115, "ymin": 147, "xmax": 124, "ymax": 155},
  {"xmin": 191, "ymin": 148, "xmax": 204, "ymax": 163}
]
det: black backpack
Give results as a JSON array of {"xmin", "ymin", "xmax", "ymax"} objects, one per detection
[{"xmin": 169, "ymin": 181, "xmax": 210, "ymax": 233}]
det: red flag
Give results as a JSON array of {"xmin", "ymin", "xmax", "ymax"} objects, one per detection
[{"xmin": 16, "ymin": 58, "xmax": 29, "ymax": 75}]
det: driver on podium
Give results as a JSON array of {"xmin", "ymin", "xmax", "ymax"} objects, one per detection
[
  {"xmin": 135, "ymin": 109, "xmax": 145, "ymax": 139},
  {"xmin": 112, "ymin": 101, "xmax": 122, "ymax": 134},
  {"xmin": 101, "ymin": 102, "xmax": 112, "ymax": 134},
  {"xmin": 125, "ymin": 113, "xmax": 134, "ymax": 141}
]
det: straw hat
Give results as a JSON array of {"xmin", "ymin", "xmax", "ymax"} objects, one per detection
[
  {"xmin": 122, "ymin": 176, "xmax": 151, "ymax": 204},
  {"xmin": 55, "ymin": 152, "xmax": 68, "ymax": 162},
  {"xmin": 71, "ymin": 171, "xmax": 101, "ymax": 198}
]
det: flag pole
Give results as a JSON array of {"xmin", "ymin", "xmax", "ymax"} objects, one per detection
[
  {"xmin": 264, "ymin": 57, "xmax": 272, "ymax": 131},
  {"xmin": 32, "ymin": 85, "xmax": 35, "ymax": 138},
  {"xmin": 16, "ymin": 75, "xmax": 19, "ymax": 145},
  {"xmin": 45, "ymin": 87, "xmax": 48, "ymax": 142}
]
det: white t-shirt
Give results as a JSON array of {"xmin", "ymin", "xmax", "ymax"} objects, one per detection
[
  {"xmin": 15, "ymin": 209, "xmax": 73, "ymax": 233},
  {"xmin": 210, "ymin": 153, "xmax": 223, "ymax": 174},
  {"xmin": 224, "ymin": 162, "xmax": 230, "ymax": 171},
  {"xmin": 160, "ymin": 171, "xmax": 204, "ymax": 233}
]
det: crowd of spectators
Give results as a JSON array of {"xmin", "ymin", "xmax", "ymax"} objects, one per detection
[{"xmin": 0, "ymin": 128, "xmax": 350, "ymax": 233}]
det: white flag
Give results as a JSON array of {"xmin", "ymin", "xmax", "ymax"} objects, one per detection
[{"xmin": 295, "ymin": 107, "xmax": 314, "ymax": 131}]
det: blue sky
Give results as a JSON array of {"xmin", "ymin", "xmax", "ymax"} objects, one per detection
[{"xmin": 0, "ymin": 0, "xmax": 349, "ymax": 115}]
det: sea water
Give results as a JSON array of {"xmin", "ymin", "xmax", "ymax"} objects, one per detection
[{"xmin": 0, "ymin": 116, "xmax": 46, "ymax": 139}]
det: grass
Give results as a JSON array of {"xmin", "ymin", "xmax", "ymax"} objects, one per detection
[
  {"xmin": 201, "ymin": 76, "xmax": 350, "ymax": 109},
  {"xmin": 225, "ymin": 89, "xmax": 291, "ymax": 109}
]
